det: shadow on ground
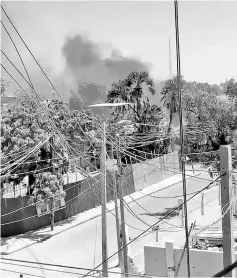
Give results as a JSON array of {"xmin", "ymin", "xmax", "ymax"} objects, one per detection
[
  {"xmin": 139, "ymin": 206, "xmax": 181, "ymax": 219},
  {"xmin": 0, "ymin": 215, "xmax": 78, "ymax": 254}
]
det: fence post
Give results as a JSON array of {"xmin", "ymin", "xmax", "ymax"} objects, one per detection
[
  {"xmin": 51, "ymin": 196, "xmax": 54, "ymax": 231},
  {"xmin": 67, "ymin": 174, "xmax": 69, "ymax": 184},
  {"xmin": 153, "ymin": 226, "xmax": 159, "ymax": 242},
  {"xmin": 233, "ymin": 174, "xmax": 237, "ymax": 215},
  {"xmin": 165, "ymin": 241, "xmax": 175, "ymax": 277},
  {"xmin": 144, "ymin": 153, "xmax": 147, "ymax": 187},
  {"xmin": 218, "ymin": 180, "xmax": 221, "ymax": 206},
  {"xmin": 125, "ymin": 156, "xmax": 128, "ymax": 166}
]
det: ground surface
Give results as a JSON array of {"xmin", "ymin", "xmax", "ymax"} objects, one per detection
[{"xmin": 1, "ymin": 165, "xmax": 214, "ymax": 277}]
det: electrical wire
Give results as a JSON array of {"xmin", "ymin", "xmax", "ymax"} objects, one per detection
[
  {"xmin": 0, "ymin": 9, "xmax": 231, "ymax": 264},
  {"xmin": 0, "ymin": 258, "xmax": 159, "ymax": 278},
  {"xmin": 104, "ymin": 133, "xmax": 214, "ymax": 183},
  {"xmin": 1, "ymin": 261, "xmax": 98, "ymax": 277},
  {"xmin": 0, "ymin": 268, "xmax": 44, "ymax": 278},
  {"xmin": 213, "ymin": 260, "xmax": 237, "ymax": 277},
  {"xmin": 83, "ymin": 173, "xmax": 225, "ymax": 277},
  {"xmin": 0, "ymin": 63, "xmax": 72, "ymax": 155},
  {"xmin": 1, "ymin": 177, "xmax": 99, "ymax": 219},
  {"xmin": 0, "ymin": 20, "xmax": 36, "ymax": 95},
  {"xmin": 1, "ymin": 5, "xmax": 96, "ymax": 151},
  {"xmin": 66, "ymin": 127, "xmax": 215, "ymax": 233}
]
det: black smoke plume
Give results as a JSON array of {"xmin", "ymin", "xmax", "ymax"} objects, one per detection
[{"xmin": 62, "ymin": 34, "xmax": 150, "ymax": 109}]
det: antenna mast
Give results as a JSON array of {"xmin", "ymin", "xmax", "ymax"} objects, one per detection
[{"xmin": 169, "ymin": 39, "xmax": 172, "ymax": 78}]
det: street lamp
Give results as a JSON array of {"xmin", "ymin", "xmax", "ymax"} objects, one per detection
[{"xmin": 87, "ymin": 102, "xmax": 131, "ymax": 277}]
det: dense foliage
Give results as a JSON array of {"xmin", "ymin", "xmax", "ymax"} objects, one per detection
[
  {"xmin": 1, "ymin": 72, "xmax": 237, "ymax": 197},
  {"xmin": 160, "ymin": 77, "xmax": 237, "ymax": 171},
  {"xmin": 0, "ymin": 95, "xmax": 103, "ymax": 198},
  {"xmin": 106, "ymin": 71, "xmax": 175, "ymax": 160},
  {"xmin": 106, "ymin": 71, "xmax": 156, "ymax": 124}
]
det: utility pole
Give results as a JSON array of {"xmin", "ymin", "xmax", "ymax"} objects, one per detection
[
  {"xmin": 101, "ymin": 121, "xmax": 108, "ymax": 277},
  {"xmin": 114, "ymin": 169, "xmax": 123, "ymax": 267},
  {"xmin": 220, "ymin": 145, "xmax": 235, "ymax": 277},
  {"xmin": 116, "ymin": 134, "xmax": 129, "ymax": 277},
  {"xmin": 174, "ymin": 0, "xmax": 190, "ymax": 276},
  {"xmin": 112, "ymin": 142, "xmax": 122, "ymax": 267}
]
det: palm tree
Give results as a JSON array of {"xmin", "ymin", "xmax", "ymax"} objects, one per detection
[
  {"xmin": 106, "ymin": 71, "xmax": 156, "ymax": 123},
  {"xmin": 160, "ymin": 76, "xmax": 185, "ymax": 133},
  {"xmin": 106, "ymin": 80, "xmax": 131, "ymax": 121},
  {"xmin": 125, "ymin": 71, "xmax": 156, "ymax": 118}
]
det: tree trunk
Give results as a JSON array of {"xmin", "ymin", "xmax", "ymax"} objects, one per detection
[{"xmin": 168, "ymin": 109, "xmax": 173, "ymax": 134}]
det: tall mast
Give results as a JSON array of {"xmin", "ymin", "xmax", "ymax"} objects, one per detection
[{"xmin": 169, "ymin": 39, "xmax": 172, "ymax": 78}]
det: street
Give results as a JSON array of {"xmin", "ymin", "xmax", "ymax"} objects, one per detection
[{"xmin": 1, "ymin": 168, "xmax": 213, "ymax": 277}]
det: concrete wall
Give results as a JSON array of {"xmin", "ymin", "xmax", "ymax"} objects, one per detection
[
  {"xmin": 144, "ymin": 244, "xmax": 237, "ymax": 277},
  {"xmin": 1, "ymin": 151, "xmax": 179, "ymax": 237},
  {"xmin": 132, "ymin": 151, "xmax": 180, "ymax": 191},
  {"xmin": 1, "ymin": 166, "xmax": 135, "ymax": 237}
]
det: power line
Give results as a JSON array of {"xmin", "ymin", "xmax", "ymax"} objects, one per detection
[
  {"xmin": 0, "ymin": 63, "xmax": 71, "ymax": 151},
  {"xmin": 0, "ymin": 20, "xmax": 35, "ymax": 93},
  {"xmin": 1, "ymin": 48, "xmax": 34, "ymax": 89},
  {"xmin": 1, "ymin": 261, "xmax": 98, "ymax": 277},
  {"xmin": 1, "ymin": 5, "xmax": 96, "ymax": 156},
  {"xmin": 0, "ymin": 258, "xmax": 158, "ymax": 278},
  {"xmin": 1, "ymin": 268, "xmax": 44, "ymax": 278},
  {"xmin": 1, "ymin": 5, "xmax": 63, "ymax": 102},
  {"xmin": 83, "ymin": 174, "xmax": 223, "ymax": 277},
  {"xmin": 213, "ymin": 260, "xmax": 237, "ymax": 277}
]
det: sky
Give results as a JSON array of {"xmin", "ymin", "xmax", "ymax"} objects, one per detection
[{"xmin": 1, "ymin": 1, "xmax": 237, "ymax": 100}]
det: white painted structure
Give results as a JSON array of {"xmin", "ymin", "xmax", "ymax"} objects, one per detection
[{"xmin": 144, "ymin": 242, "xmax": 237, "ymax": 277}]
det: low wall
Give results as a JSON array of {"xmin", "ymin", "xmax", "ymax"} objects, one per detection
[
  {"xmin": 1, "ymin": 165, "xmax": 135, "ymax": 237},
  {"xmin": 1, "ymin": 151, "xmax": 178, "ymax": 237},
  {"xmin": 132, "ymin": 151, "xmax": 180, "ymax": 191},
  {"xmin": 144, "ymin": 244, "xmax": 237, "ymax": 277}
]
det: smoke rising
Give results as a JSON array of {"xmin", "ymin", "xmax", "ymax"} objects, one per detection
[
  {"xmin": 61, "ymin": 34, "xmax": 150, "ymax": 107},
  {"xmin": 3, "ymin": 34, "xmax": 153, "ymax": 112}
]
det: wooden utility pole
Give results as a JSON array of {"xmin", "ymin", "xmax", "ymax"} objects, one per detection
[
  {"xmin": 220, "ymin": 145, "xmax": 235, "ymax": 277},
  {"xmin": 112, "ymin": 143, "xmax": 122, "ymax": 267},
  {"xmin": 116, "ymin": 134, "xmax": 129, "ymax": 277},
  {"xmin": 113, "ymin": 171, "xmax": 122, "ymax": 267},
  {"xmin": 101, "ymin": 121, "xmax": 108, "ymax": 277},
  {"xmin": 174, "ymin": 1, "xmax": 190, "ymax": 276}
]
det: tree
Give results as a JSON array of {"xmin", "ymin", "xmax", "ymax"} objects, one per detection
[
  {"xmin": 124, "ymin": 71, "xmax": 156, "ymax": 118},
  {"xmin": 183, "ymin": 90, "xmax": 237, "ymax": 168},
  {"xmin": 1, "ymin": 94, "xmax": 103, "ymax": 198},
  {"xmin": 106, "ymin": 71, "xmax": 156, "ymax": 124},
  {"xmin": 185, "ymin": 81, "xmax": 220, "ymax": 96},
  {"xmin": 225, "ymin": 78, "xmax": 237, "ymax": 106},
  {"xmin": 0, "ymin": 78, "xmax": 9, "ymax": 96},
  {"xmin": 160, "ymin": 76, "xmax": 186, "ymax": 133},
  {"xmin": 1, "ymin": 96, "xmax": 70, "ymax": 197}
]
